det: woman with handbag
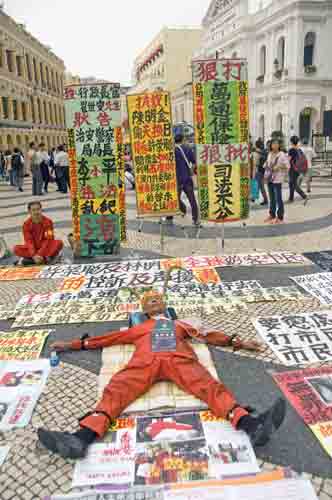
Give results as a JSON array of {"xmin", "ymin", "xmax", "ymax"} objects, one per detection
[{"xmin": 264, "ymin": 139, "xmax": 289, "ymax": 224}]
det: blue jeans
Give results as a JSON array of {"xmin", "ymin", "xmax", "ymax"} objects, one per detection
[{"xmin": 268, "ymin": 182, "xmax": 284, "ymax": 220}]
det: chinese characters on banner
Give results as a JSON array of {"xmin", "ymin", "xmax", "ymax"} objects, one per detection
[
  {"xmin": 291, "ymin": 273, "xmax": 332, "ymax": 305},
  {"xmin": 127, "ymin": 92, "xmax": 180, "ymax": 217},
  {"xmin": 64, "ymin": 83, "xmax": 126, "ymax": 257},
  {"xmin": 192, "ymin": 59, "xmax": 250, "ymax": 222},
  {"xmin": 253, "ymin": 311, "xmax": 332, "ymax": 366},
  {"xmin": 0, "ymin": 330, "xmax": 50, "ymax": 360},
  {"xmin": 273, "ymin": 366, "xmax": 332, "ymax": 458}
]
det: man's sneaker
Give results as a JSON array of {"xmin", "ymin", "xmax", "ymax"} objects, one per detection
[
  {"xmin": 193, "ymin": 220, "xmax": 203, "ymax": 228},
  {"xmin": 304, "ymin": 197, "xmax": 309, "ymax": 206},
  {"xmin": 38, "ymin": 428, "xmax": 88, "ymax": 459}
]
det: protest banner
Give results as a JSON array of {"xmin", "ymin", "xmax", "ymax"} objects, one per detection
[
  {"xmin": 291, "ymin": 272, "xmax": 332, "ymax": 305},
  {"xmin": 192, "ymin": 59, "xmax": 249, "ymax": 223},
  {"xmin": 64, "ymin": 82, "xmax": 125, "ymax": 257},
  {"xmin": 0, "ymin": 329, "xmax": 50, "ymax": 360},
  {"xmin": 253, "ymin": 311, "xmax": 332, "ymax": 365},
  {"xmin": 0, "ymin": 304, "xmax": 15, "ymax": 320},
  {"xmin": 273, "ymin": 366, "xmax": 332, "ymax": 459},
  {"xmin": 127, "ymin": 92, "xmax": 179, "ymax": 218},
  {"xmin": 0, "ymin": 359, "xmax": 50, "ymax": 431},
  {"xmin": 0, "ymin": 266, "xmax": 43, "ymax": 281},
  {"xmin": 304, "ymin": 251, "xmax": 332, "ymax": 272}
]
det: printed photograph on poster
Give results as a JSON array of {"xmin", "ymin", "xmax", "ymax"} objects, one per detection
[
  {"xmin": 135, "ymin": 438, "xmax": 209, "ymax": 486},
  {"xmin": 136, "ymin": 413, "xmax": 204, "ymax": 444},
  {"xmin": 306, "ymin": 376, "xmax": 332, "ymax": 406},
  {"xmin": 273, "ymin": 366, "xmax": 332, "ymax": 458},
  {"xmin": 200, "ymin": 413, "xmax": 259, "ymax": 478},
  {"xmin": 253, "ymin": 311, "xmax": 332, "ymax": 365},
  {"xmin": 0, "ymin": 359, "xmax": 50, "ymax": 431}
]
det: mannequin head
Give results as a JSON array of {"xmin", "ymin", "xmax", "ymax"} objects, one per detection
[{"xmin": 141, "ymin": 290, "xmax": 166, "ymax": 317}]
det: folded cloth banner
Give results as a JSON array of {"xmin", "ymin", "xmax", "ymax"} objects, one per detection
[
  {"xmin": 291, "ymin": 272, "xmax": 332, "ymax": 305},
  {"xmin": 273, "ymin": 366, "xmax": 332, "ymax": 459},
  {"xmin": 0, "ymin": 329, "xmax": 50, "ymax": 360}
]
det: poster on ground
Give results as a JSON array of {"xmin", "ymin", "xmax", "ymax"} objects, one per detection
[
  {"xmin": 253, "ymin": 311, "xmax": 332, "ymax": 366},
  {"xmin": 192, "ymin": 59, "xmax": 249, "ymax": 223},
  {"xmin": 273, "ymin": 366, "xmax": 332, "ymax": 458},
  {"xmin": 127, "ymin": 92, "xmax": 179, "ymax": 218},
  {"xmin": 72, "ymin": 412, "xmax": 258, "ymax": 489},
  {"xmin": 0, "ymin": 329, "xmax": 50, "ymax": 360},
  {"xmin": 0, "ymin": 359, "xmax": 50, "ymax": 431},
  {"xmin": 291, "ymin": 272, "xmax": 332, "ymax": 305},
  {"xmin": 64, "ymin": 82, "xmax": 125, "ymax": 257}
]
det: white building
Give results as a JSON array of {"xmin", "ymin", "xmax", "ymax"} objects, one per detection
[{"xmin": 200, "ymin": 0, "xmax": 332, "ymax": 142}]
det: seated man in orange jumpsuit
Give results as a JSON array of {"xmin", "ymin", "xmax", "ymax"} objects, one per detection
[
  {"xmin": 38, "ymin": 290, "xmax": 286, "ymax": 459},
  {"xmin": 14, "ymin": 201, "xmax": 63, "ymax": 265}
]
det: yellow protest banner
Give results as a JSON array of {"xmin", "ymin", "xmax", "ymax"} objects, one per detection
[{"xmin": 127, "ymin": 92, "xmax": 180, "ymax": 218}]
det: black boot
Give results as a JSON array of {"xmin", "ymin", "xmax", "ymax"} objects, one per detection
[
  {"xmin": 237, "ymin": 398, "xmax": 286, "ymax": 447},
  {"xmin": 38, "ymin": 428, "xmax": 93, "ymax": 459}
]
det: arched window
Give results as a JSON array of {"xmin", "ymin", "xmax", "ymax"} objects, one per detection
[
  {"xmin": 276, "ymin": 113, "xmax": 283, "ymax": 132},
  {"xmin": 260, "ymin": 46, "xmax": 266, "ymax": 76},
  {"xmin": 259, "ymin": 115, "xmax": 265, "ymax": 140},
  {"xmin": 277, "ymin": 37, "xmax": 285, "ymax": 70},
  {"xmin": 304, "ymin": 32, "xmax": 316, "ymax": 67}
]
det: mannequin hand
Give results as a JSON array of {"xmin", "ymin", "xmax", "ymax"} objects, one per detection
[
  {"xmin": 49, "ymin": 341, "xmax": 70, "ymax": 352},
  {"xmin": 242, "ymin": 340, "xmax": 264, "ymax": 352}
]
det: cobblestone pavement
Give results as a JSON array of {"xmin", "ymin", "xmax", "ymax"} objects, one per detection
[{"xmin": 1, "ymin": 177, "xmax": 332, "ymax": 498}]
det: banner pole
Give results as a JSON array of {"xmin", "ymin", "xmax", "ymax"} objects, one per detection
[
  {"xmin": 160, "ymin": 217, "xmax": 165, "ymax": 254},
  {"xmin": 220, "ymin": 220, "xmax": 225, "ymax": 255}
]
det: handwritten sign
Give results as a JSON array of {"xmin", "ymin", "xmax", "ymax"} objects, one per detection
[
  {"xmin": 127, "ymin": 92, "xmax": 179, "ymax": 218},
  {"xmin": 0, "ymin": 329, "xmax": 50, "ymax": 360},
  {"xmin": 193, "ymin": 59, "xmax": 249, "ymax": 222},
  {"xmin": 64, "ymin": 83, "xmax": 125, "ymax": 256}
]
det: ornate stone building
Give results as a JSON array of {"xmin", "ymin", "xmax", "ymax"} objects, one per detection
[
  {"xmin": 200, "ymin": 0, "xmax": 332, "ymax": 143},
  {"xmin": 0, "ymin": 8, "xmax": 67, "ymax": 152}
]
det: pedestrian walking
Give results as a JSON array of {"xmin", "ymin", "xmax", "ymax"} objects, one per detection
[
  {"xmin": 288, "ymin": 136, "xmax": 308, "ymax": 204},
  {"xmin": 166, "ymin": 134, "xmax": 200, "ymax": 226},
  {"xmin": 264, "ymin": 139, "xmax": 289, "ymax": 224},
  {"xmin": 298, "ymin": 138, "xmax": 315, "ymax": 194},
  {"xmin": 25, "ymin": 142, "xmax": 35, "ymax": 180},
  {"xmin": 31, "ymin": 144, "xmax": 43, "ymax": 196},
  {"xmin": 55, "ymin": 145, "xmax": 70, "ymax": 194},
  {"xmin": 39, "ymin": 143, "xmax": 50, "ymax": 193},
  {"xmin": 254, "ymin": 138, "xmax": 268, "ymax": 205},
  {"xmin": 4, "ymin": 150, "xmax": 13, "ymax": 186},
  {"xmin": 11, "ymin": 148, "xmax": 24, "ymax": 192},
  {"xmin": 0, "ymin": 150, "xmax": 5, "ymax": 181}
]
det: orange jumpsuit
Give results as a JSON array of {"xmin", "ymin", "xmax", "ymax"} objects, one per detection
[
  {"xmin": 14, "ymin": 215, "xmax": 63, "ymax": 260},
  {"xmin": 68, "ymin": 319, "xmax": 248, "ymax": 437}
]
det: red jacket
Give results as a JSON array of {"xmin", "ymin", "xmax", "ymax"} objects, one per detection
[{"xmin": 23, "ymin": 216, "xmax": 55, "ymax": 256}]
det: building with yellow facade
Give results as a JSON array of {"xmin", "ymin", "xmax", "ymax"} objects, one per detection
[{"xmin": 0, "ymin": 8, "xmax": 67, "ymax": 152}]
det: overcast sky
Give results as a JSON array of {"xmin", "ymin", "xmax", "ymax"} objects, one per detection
[{"xmin": 5, "ymin": 0, "xmax": 208, "ymax": 85}]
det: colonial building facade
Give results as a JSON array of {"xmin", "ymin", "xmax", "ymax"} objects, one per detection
[
  {"xmin": 199, "ymin": 0, "xmax": 332, "ymax": 142},
  {"xmin": 0, "ymin": 8, "xmax": 67, "ymax": 152}
]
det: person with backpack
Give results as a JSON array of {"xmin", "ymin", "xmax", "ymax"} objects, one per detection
[
  {"xmin": 298, "ymin": 138, "xmax": 315, "ymax": 194},
  {"xmin": 11, "ymin": 147, "xmax": 24, "ymax": 192},
  {"xmin": 288, "ymin": 136, "xmax": 308, "ymax": 204},
  {"xmin": 166, "ymin": 134, "xmax": 200, "ymax": 227},
  {"xmin": 39, "ymin": 143, "xmax": 50, "ymax": 194},
  {"xmin": 264, "ymin": 139, "xmax": 289, "ymax": 224}
]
